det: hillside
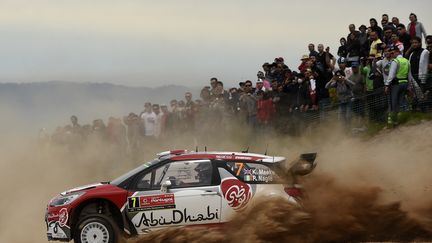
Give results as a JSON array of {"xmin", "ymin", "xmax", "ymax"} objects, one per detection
[{"xmin": 0, "ymin": 81, "xmax": 199, "ymax": 133}]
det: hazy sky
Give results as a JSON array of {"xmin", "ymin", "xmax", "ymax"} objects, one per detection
[{"xmin": 0, "ymin": 0, "xmax": 431, "ymax": 87}]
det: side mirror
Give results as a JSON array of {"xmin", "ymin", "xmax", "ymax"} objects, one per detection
[{"xmin": 160, "ymin": 180, "xmax": 172, "ymax": 193}]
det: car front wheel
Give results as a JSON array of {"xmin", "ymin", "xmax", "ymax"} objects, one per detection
[{"xmin": 74, "ymin": 214, "xmax": 118, "ymax": 243}]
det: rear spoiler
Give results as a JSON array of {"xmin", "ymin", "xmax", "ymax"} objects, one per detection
[{"xmin": 289, "ymin": 152, "xmax": 317, "ymax": 176}]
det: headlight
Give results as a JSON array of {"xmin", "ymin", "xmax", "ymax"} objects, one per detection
[{"xmin": 50, "ymin": 192, "xmax": 85, "ymax": 207}]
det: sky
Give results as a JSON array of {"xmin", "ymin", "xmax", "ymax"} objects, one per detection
[{"xmin": 0, "ymin": 0, "xmax": 431, "ymax": 87}]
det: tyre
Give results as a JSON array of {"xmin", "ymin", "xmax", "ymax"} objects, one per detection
[{"xmin": 74, "ymin": 214, "xmax": 120, "ymax": 243}]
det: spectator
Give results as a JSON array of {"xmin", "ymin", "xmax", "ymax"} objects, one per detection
[
  {"xmin": 91, "ymin": 119, "xmax": 107, "ymax": 141},
  {"xmin": 346, "ymin": 27, "xmax": 361, "ymax": 65},
  {"xmin": 152, "ymin": 104, "xmax": 163, "ymax": 138},
  {"xmin": 391, "ymin": 17, "xmax": 400, "ymax": 28},
  {"xmin": 200, "ymin": 86, "xmax": 211, "ymax": 107},
  {"xmin": 160, "ymin": 105, "xmax": 169, "ymax": 138},
  {"xmin": 381, "ymin": 14, "xmax": 389, "ymax": 27},
  {"xmin": 369, "ymin": 31, "xmax": 384, "ymax": 59},
  {"xmin": 336, "ymin": 57, "xmax": 353, "ymax": 78},
  {"xmin": 397, "ymin": 24, "xmax": 412, "ymax": 54},
  {"xmin": 257, "ymin": 71, "xmax": 271, "ymax": 90},
  {"xmin": 408, "ymin": 36, "xmax": 430, "ymax": 86},
  {"xmin": 307, "ymin": 72, "xmax": 318, "ymax": 110},
  {"xmin": 359, "ymin": 25, "xmax": 369, "ymax": 58},
  {"xmin": 107, "ymin": 117, "xmax": 127, "ymax": 155},
  {"xmin": 184, "ymin": 92, "xmax": 196, "ymax": 131},
  {"xmin": 375, "ymin": 48, "xmax": 393, "ymax": 82},
  {"xmin": 70, "ymin": 115, "xmax": 83, "ymax": 138},
  {"xmin": 290, "ymin": 71, "xmax": 311, "ymax": 112},
  {"xmin": 348, "ymin": 62, "xmax": 366, "ymax": 117},
  {"xmin": 370, "ymin": 18, "xmax": 383, "ymax": 39},
  {"xmin": 314, "ymin": 45, "xmax": 335, "ymax": 111},
  {"xmin": 316, "ymin": 44, "xmax": 336, "ymax": 74},
  {"xmin": 337, "ymin": 37, "xmax": 348, "ymax": 58},
  {"xmin": 407, "ymin": 13, "xmax": 427, "ymax": 41},
  {"xmin": 225, "ymin": 88, "xmax": 240, "ymax": 115},
  {"xmin": 254, "ymin": 80, "xmax": 264, "ymax": 94},
  {"xmin": 257, "ymin": 91, "xmax": 275, "ymax": 126},
  {"xmin": 382, "ymin": 26, "xmax": 395, "ymax": 46},
  {"xmin": 390, "ymin": 33, "xmax": 404, "ymax": 53},
  {"xmin": 308, "ymin": 43, "xmax": 319, "ymax": 57},
  {"xmin": 123, "ymin": 113, "xmax": 142, "ymax": 156},
  {"xmin": 210, "ymin": 77, "xmax": 218, "ymax": 99},
  {"xmin": 166, "ymin": 99, "xmax": 180, "ymax": 132},
  {"xmin": 70, "ymin": 115, "xmax": 80, "ymax": 129},
  {"xmin": 262, "ymin": 63, "xmax": 272, "ymax": 80},
  {"xmin": 427, "ymin": 36, "xmax": 432, "ymax": 72},
  {"xmin": 140, "ymin": 102, "xmax": 157, "ymax": 138},
  {"xmin": 273, "ymin": 81, "xmax": 290, "ymax": 117},
  {"xmin": 238, "ymin": 82, "xmax": 246, "ymax": 94},
  {"xmin": 177, "ymin": 100, "xmax": 186, "ymax": 124},
  {"xmin": 326, "ymin": 70, "xmax": 354, "ymax": 125},
  {"xmin": 362, "ymin": 56, "xmax": 387, "ymax": 122},
  {"xmin": 384, "ymin": 47, "xmax": 413, "ymax": 126},
  {"xmin": 298, "ymin": 55, "xmax": 310, "ymax": 74},
  {"xmin": 239, "ymin": 80, "xmax": 258, "ymax": 126}
]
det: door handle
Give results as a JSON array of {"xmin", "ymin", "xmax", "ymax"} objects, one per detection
[{"xmin": 201, "ymin": 191, "xmax": 219, "ymax": 196}]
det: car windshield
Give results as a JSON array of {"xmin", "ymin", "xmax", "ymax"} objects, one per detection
[{"xmin": 110, "ymin": 159, "xmax": 160, "ymax": 185}]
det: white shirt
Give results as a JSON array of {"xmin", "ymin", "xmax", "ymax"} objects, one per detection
[
  {"xmin": 409, "ymin": 49, "xmax": 430, "ymax": 84},
  {"xmin": 140, "ymin": 111, "xmax": 156, "ymax": 136},
  {"xmin": 375, "ymin": 58, "xmax": 391, "ymax": 82}
]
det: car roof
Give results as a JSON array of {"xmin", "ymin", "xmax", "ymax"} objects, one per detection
[{"xmin": 157, "ymin": 150, "xmax": 285, "ymax": 163}]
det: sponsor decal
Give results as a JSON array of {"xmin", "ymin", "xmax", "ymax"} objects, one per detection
[
  {"xmin": 58, "ymin": 208, "xmax": 68, "ymax": 227},
  {"xmin": 220, "ymin": 178, "xmax": 252, "ymax": 211},
  {"xmin": 134, "ymin": 206, "xmax": 219, "ymax": 228},
  {"xmin": 128, "ymin": 194, "xmax": 175, "ymax": 212},
  {"xmin": 215, "ymin": 155, "xmax": 257, "ymax": 160}
]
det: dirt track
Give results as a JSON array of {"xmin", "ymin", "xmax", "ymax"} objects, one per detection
[{"xmin": 1, "ymin": 122, "xmax": 432, "ymax": 243}]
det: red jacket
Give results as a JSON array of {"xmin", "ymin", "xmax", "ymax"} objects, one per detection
[{"xmin": 257, "ymin": 99, "xmax": 275, "ymax": 124}]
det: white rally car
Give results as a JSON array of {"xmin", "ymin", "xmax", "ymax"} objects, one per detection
[{"xmin": 45, "ymin": 150, "xmax": 317, "ymax": 243}]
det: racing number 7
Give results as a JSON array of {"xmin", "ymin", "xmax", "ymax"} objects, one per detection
[
  {"xmin": 128, "ymin": 197, "xmax": 140, "ymax": 208},
  {"xmin": 235, "ymin": 163, "xmax": 244, "ymax": 176}
]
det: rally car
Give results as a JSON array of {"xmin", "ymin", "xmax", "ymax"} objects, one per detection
[{"xmin": 45, "ymin": 150, "xmax": 317, "ymax": 243}]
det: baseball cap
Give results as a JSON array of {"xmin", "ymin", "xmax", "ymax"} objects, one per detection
[{"xmin": 301, "ymin": 55, "xmax": 309, "ymax": 60}]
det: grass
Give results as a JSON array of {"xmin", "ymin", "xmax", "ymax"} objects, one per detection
[{"xmin": 365, "ymin": 112, "xmax": 432, "ymax": 137}]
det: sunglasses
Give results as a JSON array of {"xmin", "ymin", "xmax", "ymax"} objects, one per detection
[{"xmin": 245, "ymin": 84, "xmax": 252, "ymax": 87}]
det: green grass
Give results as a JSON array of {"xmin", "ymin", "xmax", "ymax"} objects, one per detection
[{"xmin": 365, "ymin": 112, "xmax": 432, "ymax": 137}]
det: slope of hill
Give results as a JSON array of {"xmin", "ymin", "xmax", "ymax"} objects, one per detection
[{"xmin": 0, "ymin": 81, "xmax": 199, "ymax": 133}]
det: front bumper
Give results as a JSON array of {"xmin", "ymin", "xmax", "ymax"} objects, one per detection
[
  {"xmin": 45, "ymin": 207, "xmax": 72, "ymax": 241},
  {"xmin": 46, "ymin": 221, "xmax": 71, "ymax": 241}
]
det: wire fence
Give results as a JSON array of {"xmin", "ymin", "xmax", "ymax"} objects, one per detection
[{"xmin": 275, "ymin": 73, "xmax": 432, "ymax": 134}]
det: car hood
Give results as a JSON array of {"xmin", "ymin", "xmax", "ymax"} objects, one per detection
[{"xmin": 60, "ymin": 182, "xmax": 105, "ymax": 196}]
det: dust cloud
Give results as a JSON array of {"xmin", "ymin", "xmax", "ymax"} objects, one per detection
[{"xmin": 0, "ymin": 117, "xmax": 432, "ymax": 243}]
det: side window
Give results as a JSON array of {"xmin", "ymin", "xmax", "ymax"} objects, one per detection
[
  {"xmin": 154, "ymin": 160, "xmax": 213, "ymax": 188},
  {"xmin": 136, "ymin": 172, "xmax": 152, "ymax": 190},
  {"xmin": 226, "ymin": 162, "xmax": 281, "ymax": 183},
  {"xmin": 134, "ymin": 160, "xmax": 213, "ymax": 190}
]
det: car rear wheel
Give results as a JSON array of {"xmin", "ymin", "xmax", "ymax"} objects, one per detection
[{"xmin": 74, "ymin": 214, "xmax": 119, "ymax": 243}]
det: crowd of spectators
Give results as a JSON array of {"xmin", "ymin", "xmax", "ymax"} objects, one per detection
[{"xmin": 46, "ymin": 13, "xmax": 432, "ymax": 156}]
